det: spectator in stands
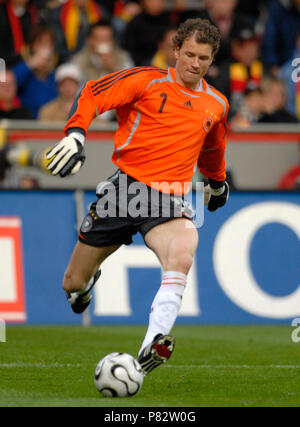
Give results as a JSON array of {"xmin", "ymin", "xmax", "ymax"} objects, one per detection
[
  {"xmin": 258, "ymin": 77, "xmax": 299, "ymax": 123},
  {"xmin": 45, "ymin": 0, "xmax": 108, "ymax": 62},
  {"xmin": 12, "ymin": 25, "xmax": 58, "ymax": 118},
  {"xmin": 171, "ymin": 0, "xmax": 205, "ymax": 23},
  {"xmin": 0, "ymin": 141, "xmax": 42, "ymax": 188},
  {"xmin": 122, "ymin": 0, "xmax": 172, "ymax": 66},
  {"xmin": 30, "ymin": 0, "xmax": 48, "ymax": 13},
  {"xmin": 0, "ymin": 0, "xmax": 40, "ymax": 67},
  {"xmin": 182, "ymin": 0, "xmax": 257, "ymax": 84},
  {"xmin": 0, "ymin": 69, "xmax": 33, "ymax": 119},
  {"xmin": 151, "ymin": 28, "xmax": 177, "ymax": 68},
  {"xmin": 235, "ymin": 0, "xmax": 271, "ymax": 23},
  {"xmin": 230, "ymin": 88, "xmax": 264, "ymax": 129},
  {"xmin": 213, "ymin": 24, "xmax": 264, "ymax": 117},
  {"xmin": 111, "ymin": 0, "xmax": 142, "ymax": 43},
  {"xmin": 94, "ymin": 0, "xmax": 118, "ymax": 18},
  {"xmin": 279, "ymin": 31, "xmax": 300, "ymax": 121},
  {"xmin": 96, "ymin": 0, "xmax": 141, "ymax": 21},
  {"xmin": 196, "ymin": 0, "xmax": 248, "ymax": 67},
  {"xmin": 38, "ymin": 63, "xmax": 82, "ymax": 121},
  {"xmin": 262, "ymin": 0, "xmax": 300, "ymax": 75},
  {"xmin": 72, "ymin": 21, "xmax": 133, "ymax": 82}
]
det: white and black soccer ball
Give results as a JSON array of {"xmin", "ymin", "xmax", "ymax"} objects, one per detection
[{"xmin": 94, "ymin": 352, "xmax": 144, "ymax": 397}]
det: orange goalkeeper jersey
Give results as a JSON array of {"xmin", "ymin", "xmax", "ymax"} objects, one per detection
[{"xmin": 65, "ymin": 66, "xmax": 229, "ymax": 193}]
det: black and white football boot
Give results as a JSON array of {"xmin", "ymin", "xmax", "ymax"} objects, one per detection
[
  {"xmin": 66, "ymin": 269, "xmax": 101, "ymax": 314},
  {"xmin": 138, "ymin": 334, "xmax": 175, "ymax": 375}
]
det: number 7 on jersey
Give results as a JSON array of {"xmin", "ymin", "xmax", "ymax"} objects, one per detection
[{"xmin": 159, "ymin": 93, "xmax": 168, "ymax": 113}]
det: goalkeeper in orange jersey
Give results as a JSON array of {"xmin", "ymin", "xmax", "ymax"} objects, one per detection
[{"xmin": 46, "ymin": 18, "xmax": 229, "ymax": 374}]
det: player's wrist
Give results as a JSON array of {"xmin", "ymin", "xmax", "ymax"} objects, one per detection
[
  {"xmin": 68, "ymin": 132, "xmax": 85, "ymax": 145},
  {"xmin": 207, "ymin": 181, "xmax": 229, "ymax": 212},
  {"xmin": 66, "ymin": 128, "xmax": 86, "ymax": 145},
  {"xmin": 208, "ymin": 178, "xmax": 225, "ymax": 196},
  {"xmin": 210, "ymin": 185, "xmax": 225, "ymax": 196},
  {"xmin": 208, "ymin": 178, "xmax": 225, "ymax": 188}
]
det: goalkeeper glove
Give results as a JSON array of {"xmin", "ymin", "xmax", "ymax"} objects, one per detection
[
  {"xmin": 207, "ymin": 179, "xmax": 229, "ymax": 212},
  {"xmin": 46, "ymin": 133, "xmax": 85, "ymax": 177}
]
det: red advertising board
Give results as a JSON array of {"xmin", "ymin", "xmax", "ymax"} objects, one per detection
[{"xmin": 0, "ymin": 217, "xmax": 26, "ymax": 322}]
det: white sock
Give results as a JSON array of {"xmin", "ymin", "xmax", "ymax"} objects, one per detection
[{"xmin": 139, "ymin": 271, "xmax": 187, "ymax": 355}]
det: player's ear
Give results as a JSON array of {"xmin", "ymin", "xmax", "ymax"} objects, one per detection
[{"xmin": 174, "ymin": 45, "xmax": 180, "ymax": 60}]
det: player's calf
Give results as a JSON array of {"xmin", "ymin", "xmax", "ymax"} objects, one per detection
[
  {"xmin": 63, "ymin": 271, "xmax": 87, "ymax": 294},
  {"xmin": 65, "ymin": 269, "xmax": 101, "ymax": 314}
]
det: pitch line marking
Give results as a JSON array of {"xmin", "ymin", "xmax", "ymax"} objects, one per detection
[
  {"xmin": 166, "ymin": 365, "xmax": 300, "ymax": 369},
  {"xmin": 0, "ymin": 363, "xmax": 300, "ymax": 369},
  {"xmin": 0, "ymin": 362, "xmax": 83, "ymax": 368}
]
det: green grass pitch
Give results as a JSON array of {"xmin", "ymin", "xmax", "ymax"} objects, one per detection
[{"xmin": 0, "ymin": 325, "xmax": 299, "ymax": 407}]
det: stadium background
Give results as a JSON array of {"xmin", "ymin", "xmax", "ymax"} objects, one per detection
[
  {"xmin": 0, "ymin": 0, "xmax": 300, "ymax": 324},
  {"xmin": 0, "ymin": 0, "xmax": 300, "ymax": 410}
]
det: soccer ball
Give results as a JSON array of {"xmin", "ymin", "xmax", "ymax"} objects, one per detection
[{"xmin": 94, "ymin": 352, "xmax": 144, "ymax": 397}]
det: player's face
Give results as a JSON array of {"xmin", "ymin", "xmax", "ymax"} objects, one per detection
[{"xmin": 174, "ymin": 37, "xmax": 214, "ymax": 90}]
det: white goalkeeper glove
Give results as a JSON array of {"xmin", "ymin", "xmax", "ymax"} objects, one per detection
[{"xmin": 46, "ymin": 133, "xmax": 85, "ymax": 177}]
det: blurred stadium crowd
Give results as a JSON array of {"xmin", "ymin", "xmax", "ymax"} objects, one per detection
[
  {"xmin": 0, "ymin": 0, "xmax": 299, "ymax": 125},
  {"xmin": 0, "ymin": 0, "xmax": 299, "ymax": 191}
]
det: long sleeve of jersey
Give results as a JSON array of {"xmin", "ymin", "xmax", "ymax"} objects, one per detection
[
  {"xmin": 64, "ymin": 67, "xmax": 161, "ymax": 135},
  {"xmin": 197, "ymin": 111, "xmax": 229, "ymax": 182}
]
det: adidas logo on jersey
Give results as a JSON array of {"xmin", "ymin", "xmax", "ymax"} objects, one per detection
[{"xmin": 183, "ymin": 100, "xmax": 193, "ymax": 109}]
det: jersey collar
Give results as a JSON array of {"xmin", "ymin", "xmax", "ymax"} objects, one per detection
[{"xmin": 168, "ymin": 67, "xmax": 207, "ymax": 94}]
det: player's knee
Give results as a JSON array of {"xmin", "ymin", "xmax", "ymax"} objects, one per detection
[
  {"xmin": 167, "ymin": 251, "xmax": 193, "ymax": 275},
  {"xmin": 63, "ymin": 271, "xmax": 86, "ymax": 293}
]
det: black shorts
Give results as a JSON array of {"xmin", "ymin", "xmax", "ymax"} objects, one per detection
[{"xmin": 78, "ymin": 169, "xmax": 193, "ymax": 247}]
